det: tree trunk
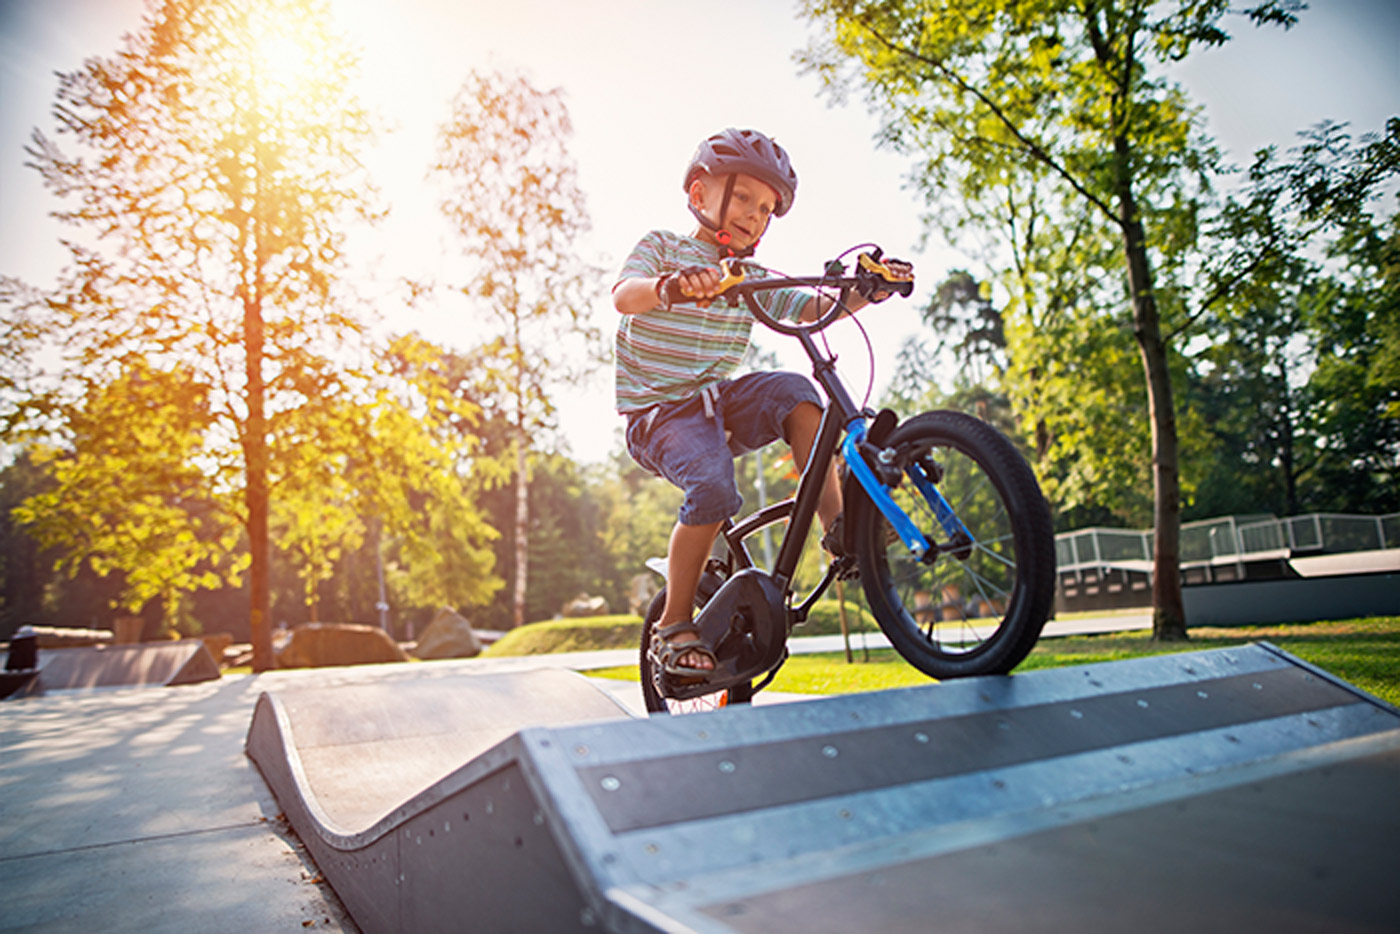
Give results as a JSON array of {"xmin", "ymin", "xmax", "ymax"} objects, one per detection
[
  {"xmin": 245, "ymin": 288, "xmax": 274, "ymax": 669},
  {"xmin": 246, "ymin": 142, "xmax": 274, "ymax": 670},
  {"xmin": 512, "ymin": 439, "xmax": 528, "ymax": 628},
  {"xmin": 1120, "ymin": 209, "xmax": 1189, "ymax": 641}
]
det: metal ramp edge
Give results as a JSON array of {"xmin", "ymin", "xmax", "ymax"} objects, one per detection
[{"xmin": 249, "ymin": 646, "xmax": 1400, "ymax": 934}]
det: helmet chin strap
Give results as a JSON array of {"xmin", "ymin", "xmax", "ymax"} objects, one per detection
[{"xmin": 689, "ymin": 174, "xmax": 759, "ymax": 259}]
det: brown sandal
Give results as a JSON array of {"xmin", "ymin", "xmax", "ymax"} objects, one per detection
[{"xmin": 649, "ymin": 620, "xmax": 717, "ymax": 680}]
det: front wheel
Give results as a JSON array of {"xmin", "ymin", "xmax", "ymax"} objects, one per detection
[
  {"xmin": 639, "ymin": 568, "xmax": 753, "ymax": 714},
  {"xmin": 851, "ymin": 410, "xmax": 1055, "ymax": 679}
]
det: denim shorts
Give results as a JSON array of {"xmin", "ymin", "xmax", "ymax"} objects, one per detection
[{"xmin": 625, "ymin": 371, "xmax": 823, "ymax": 526}]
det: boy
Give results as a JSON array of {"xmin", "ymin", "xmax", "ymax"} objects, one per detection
[{"xmin": 613, "ymin": 128, "xmax": 911, "ymax": 679}]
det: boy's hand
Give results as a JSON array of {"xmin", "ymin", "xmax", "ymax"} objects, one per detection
[
  {"xmin": 667, "ymin": 264, "xmax": 724, "ymax": 304},
  {"xmin": 856, "ymin": 255, "xmax": 915, "ymax": 304}
]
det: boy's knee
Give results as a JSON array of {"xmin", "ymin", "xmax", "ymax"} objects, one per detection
[
  {"xmin": 783, "ymin": 399, "xmax": 823, "ymax": 439},
  {"xmin": 677, "ymin": 458, "xmax": 742, "ymax": 526}
]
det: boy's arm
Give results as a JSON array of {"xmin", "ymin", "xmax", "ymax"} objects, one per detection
[
  {"xmin": 613, "ymin": 267, "xmax": 725, "ymax": 315},
  {"xmin": 612, "ymin": 277, "xmax": 668, "ymax": 315}
]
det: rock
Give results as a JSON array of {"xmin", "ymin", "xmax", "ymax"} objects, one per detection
[
  {"xmin": 114, "ymin": 616, "xmax": 145, "ymax": 644},
  {"xmin": 413, "ymin": 607, "xmax": 483, "ymax": 660},
  {"xmin": 561, "ymin": 593, "xmax": 608, "ymax": 618},
  {"xmin": 628, "ymin": 574, "xmax": 658, "ymax": 617},
  {"xmin": 276, "ymin": 623, "xmax": 409, "ymax": 669},
  {"xmin": 200, "ymin": 632, "xmax": 234, "ymax": 667}
]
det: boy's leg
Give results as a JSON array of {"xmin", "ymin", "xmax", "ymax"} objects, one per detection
[
  {"xmin": 784, "ymin": 400, "xmax": 842, "ymax": 531},
  {"xmin": 659, "ymin": 519, "xmax": 722, "ymax": 671}
]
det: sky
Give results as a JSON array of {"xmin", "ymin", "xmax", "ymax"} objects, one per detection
[{"xmin": 2, "ymin": 0, "xmax": 1397, "ymax": 464}]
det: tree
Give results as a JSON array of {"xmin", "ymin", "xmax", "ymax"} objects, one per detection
[
  {"xmin": 432, "ymin": 69, "xmax": 602, "ymax": 627},
  {"xmin": 1179, "ymin": 119, "xmax": 1399, "ymax": 518},
  {"xmin": 370, "ymin": 335, "xmax": 502, "ymax": 619},
  {"xmin": 801, "ymin": 0, "xmax": 1303, "ymax": 639},
  {"xmin": 13, "ymin": 361, "xmax": 239, "ymax": 632},
  {"xmin": 18, "ymin": 0, "xmax": 382, "ymax": 667}
]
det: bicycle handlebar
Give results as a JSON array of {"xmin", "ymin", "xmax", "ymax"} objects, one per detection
[{"xmin": 668, "ymin": 249, "xmax": 914, "ymax": 337}]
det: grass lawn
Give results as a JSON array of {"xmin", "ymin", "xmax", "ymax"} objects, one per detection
[{"xmin": 588, "ymin": 616, "xmax": 1400, "ymax": 707}]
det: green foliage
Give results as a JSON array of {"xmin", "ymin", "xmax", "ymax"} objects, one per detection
[
  {"xmin": 1188, "ymin": 120, "xmax": 1400, "ymax": 516},
  {"xmin": 12, "ymin": 361, "xmax": 240, "ymax": 626}
]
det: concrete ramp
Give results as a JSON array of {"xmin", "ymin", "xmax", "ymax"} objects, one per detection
[
  {"xmin": 8, "ymin": 640, "xmax": 220, "ymax": 698},
  {"xmin": 247, "ymin": 647, "xmax": 1400, "ymax": 934}
]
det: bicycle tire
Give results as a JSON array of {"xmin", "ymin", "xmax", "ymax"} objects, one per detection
[
  {"xmin": 639, "ymin": 576, "xmax": 754, "ymax": 715},
  {"xmin": 851, "ymin": 410, "xmax": 1055, "ymax": 678}
]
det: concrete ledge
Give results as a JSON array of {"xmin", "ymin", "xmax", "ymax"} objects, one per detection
[{"xmin": 1184, "ymin": 571, "xmax": 1400, "ymax": 626}]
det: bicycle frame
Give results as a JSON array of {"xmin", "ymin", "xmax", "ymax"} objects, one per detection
[
  {"xmin": 720, "ymin": 314, "xmax": 971, "ymax": 594},
  {"xmin": 665, "ymin": 258, "xmax": 973, "ymax": 698}
]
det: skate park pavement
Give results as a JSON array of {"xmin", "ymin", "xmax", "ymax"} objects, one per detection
[
  {"xmin": 13, "ymin": 610, "xmax": 1326, "ymax": 934},
  {"xmin": 0, "ymin": 613, "xmax": 1150, "ymax": 932},
  {"xmin": 0, "ymin": 624, "xmax": 873, "ymax": 932}
]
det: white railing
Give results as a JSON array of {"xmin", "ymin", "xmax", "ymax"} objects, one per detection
[{"xmin": 1055, "ymin": 511, "xmax": 1400, "ymax": 575}]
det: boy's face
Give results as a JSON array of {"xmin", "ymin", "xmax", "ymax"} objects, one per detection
[{"xmin": 690, "ymin": 172, "xmax": 780, "ymax": 252}]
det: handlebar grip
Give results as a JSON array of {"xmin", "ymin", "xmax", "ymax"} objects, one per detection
[
  {"xmin": 666, "ymin": 260, "xmax": 748, "ymax": 308},
  {"xmin": 857, "ymin": 252, "xmax": 914, "ymax": 298}
]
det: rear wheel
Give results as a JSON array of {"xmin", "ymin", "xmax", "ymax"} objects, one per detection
[
  {"xmin": 851, "ymin": 410, "xmax": 1055, "ymax": 679},
  {"xmin": 639, "ymin": 569, "xmax": 753, "ymax": 714}
]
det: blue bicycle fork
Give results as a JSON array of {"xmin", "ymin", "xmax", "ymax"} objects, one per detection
[{"xmin": 841, "ymin": 417, "xmax": 973, "ymax": 560}]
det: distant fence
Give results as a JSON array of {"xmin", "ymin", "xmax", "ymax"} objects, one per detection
[
  {"xmin": 1056, "ymin": 512, "xmax": 1400, "ymax": 573},
  {"xmin": 1054, "ymin": 512, "xmax": 1400, "ymax": 615}
]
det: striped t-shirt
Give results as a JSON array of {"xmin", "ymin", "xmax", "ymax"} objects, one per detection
[{"xmin": 614, "ymin": 230, "xmax": 810, "ymax": 413}]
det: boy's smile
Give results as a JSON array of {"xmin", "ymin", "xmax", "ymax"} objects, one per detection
[{"xmin": 690, "ymin": 172, "xmax": 779, "ymax": 252}]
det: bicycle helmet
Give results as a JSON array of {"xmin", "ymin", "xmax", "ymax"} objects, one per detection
[{"xmin": 683, "ymin": 127, "xmax": 798, "ymax": 217}]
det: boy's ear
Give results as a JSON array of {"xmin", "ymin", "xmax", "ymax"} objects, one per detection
[{"xmin": 687, "ymin": 174, "xmax": 709, "ymax": 207}]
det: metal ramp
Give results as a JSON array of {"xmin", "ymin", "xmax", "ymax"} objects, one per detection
[
  {"xmin": 246, "ymin": 646, "xmax": 1400, "ymax": 933},
  {"xmin": 5, "ymin": 640, "xmax": 221, "ymax": 698}
]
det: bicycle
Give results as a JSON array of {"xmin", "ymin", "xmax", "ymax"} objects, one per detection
[{"xmin": 638, "ymin": 248, "xmax": 1056, "ymax": 715}]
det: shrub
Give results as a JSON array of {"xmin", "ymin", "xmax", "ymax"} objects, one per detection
[
  {"xmin": 483, "ymin": 615, "xmax": 642, "ymax": 657},
  {"xmin": 796, "ymin": 598, "xmax": 879, "ymax": 636}
]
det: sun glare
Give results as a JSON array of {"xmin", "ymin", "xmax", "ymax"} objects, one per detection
[
  {"xmin": 247, "ymin": 26, "xmax": 319, "ymax": 106},
  {"xmin": 254, "ymin": 33, "xmax": 313, "ymax": 98},
  {"xmin": 232, "ymin": 1, "xmax": 336, "ymax": 114}
]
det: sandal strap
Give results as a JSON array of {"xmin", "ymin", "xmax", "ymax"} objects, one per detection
[
  {"xmin": 655, "ymin": 619, "xmax": 702, "ymax": 641},
  {"xmin": 650, "ymin": 619, "xmax": 718, "ymax": 679}
]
